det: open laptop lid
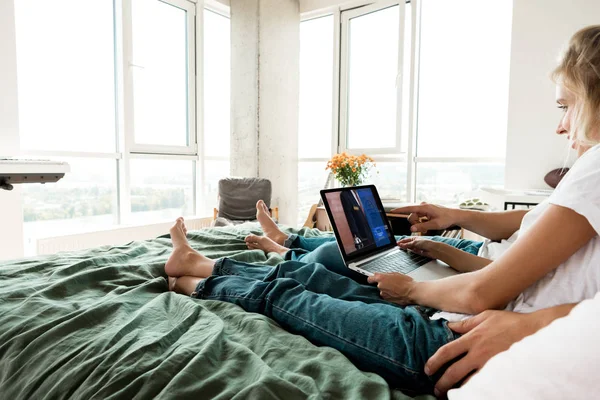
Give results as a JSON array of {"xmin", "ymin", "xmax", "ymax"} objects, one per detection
[{"xmin": 320, "ymin": 185, "xmax": 396, "ymax": 264}]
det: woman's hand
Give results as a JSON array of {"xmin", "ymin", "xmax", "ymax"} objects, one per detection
[
  {"xmin": 425, "ymin": 310, "xmax": 538, "ymax": 395},
  {"xmin": 390, "ymin": 202, "xmax": 459, "ymax": 233},
  {"xmin": 397, "ymin": 237, "xmax": 443, "ymax": 259},
  {"xmin": 367, "ymin": 272, "xmax": 417, "ymax": 305}
]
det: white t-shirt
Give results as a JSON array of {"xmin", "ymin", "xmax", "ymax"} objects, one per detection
[
  {"xmin": 435, "ymin": 144, "xmax": 600, "ymax": 321},
  {"xmin": 448, "ymin": 292, "xmax": 600, "ymax": 400},
  {"xmin": 477, "ymin": 230, "xmax": 519, "ymax": 260}
]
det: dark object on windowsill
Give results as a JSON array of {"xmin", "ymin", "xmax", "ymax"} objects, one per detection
[
  {"xmin": 0, "ymin": 178, "xmax": 14, "ymax": 191},
  {"xmin": 544, "ymin": 168, "xmax": 569, "ymax": 188}
]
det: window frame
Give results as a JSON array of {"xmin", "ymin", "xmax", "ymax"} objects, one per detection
[
  {"xmin": 304, "ymin": 0, "xmax": 509, "ymax": 204},
  {"xmin": 338, "ymin": 0, "xmax": 406, "ymax": 156},
  {"xmin": 123, "ymin": 0, "xmax": 197, "ymax": 156},
  {"xmin": 197, "ymin": 4, "xmax": 231, "ymax": 216},
  {"xmin": 19, "ymin": 0, "xmax": 229, "ymax": 242}
]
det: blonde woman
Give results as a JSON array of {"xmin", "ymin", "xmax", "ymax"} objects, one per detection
[{"xmin": 165, "ymin": 26, "xmax": 600, "ymax": 396}]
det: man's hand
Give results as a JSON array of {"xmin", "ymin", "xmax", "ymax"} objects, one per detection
[
  {"xmin": 397, "ymin": 237, "xmax": 444, "ymax": 259},
  {"xmin": 425, "ymin": 310, "xmax": 538, "ymax": 395},
  {"xmin": 367, "ymin": 272, "xmax": 417, "ymax": 305},
  {"xmin": 390, "ymin": 202, "xmax": 459, "ymax": 233}
]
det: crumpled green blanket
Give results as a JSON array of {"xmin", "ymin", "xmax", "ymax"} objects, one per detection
[{"xmin": 0, "ymin": 223, "xmax": 433, "ymax": 400}]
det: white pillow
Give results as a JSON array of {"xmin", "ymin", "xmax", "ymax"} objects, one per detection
[{"xmin": 448, "ymin": 293, "xmax": 600, "ymax": 399}]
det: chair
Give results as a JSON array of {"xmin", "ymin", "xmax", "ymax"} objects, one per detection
[{"xmin": 212, "ymin": 177, "xmax": 278, "ymax": 226}]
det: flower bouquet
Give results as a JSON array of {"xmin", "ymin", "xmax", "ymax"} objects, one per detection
[{"xmin": 326, "ymin": 153, "xmax": 375, "ymax": 187}]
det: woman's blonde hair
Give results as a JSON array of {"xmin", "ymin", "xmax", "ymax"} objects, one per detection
[{"xmin": 552, "ymin": 25, "xmax": 600, "ymax": 145}]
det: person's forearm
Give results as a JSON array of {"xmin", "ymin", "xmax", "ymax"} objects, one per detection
[
  {"xmin": 436, "ymin": 245, "xmax": 492, "ymax": 273},
  {"xmin": 530, "ymin": 303, "xmax": 578, "ymax": 331},
  {"xmin": 452, "ymin": 209, "xmax": 528, "ymax": 241},
  {"xmin": 408, "ymin": 272, "xmax": 484, "ymax": 314},
  {"xmin": 409, "ymin": 267, "xmax": 580, "ymax": 316}
]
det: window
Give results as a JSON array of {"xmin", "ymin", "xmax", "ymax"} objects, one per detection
[
  {"xmin": 15, "ymin": 0, "xmax": 120, "ymax": 255},
  {"xmin": 202, "ymin": 9, "xmax": 231, "ymax": 216},
  {"xmin": 415, "ymin": 0, "xmax": 512, "ymax": 203},
  {"xmin": 298, "ymin": 15, "xmax": 335, "ymax": 225},
  {"xmin": 129, "ymin": 159, "xmax": 195, "ymax": 223},
  {"xmin": 15, "ymin": 0, "xmax": 116, "ymax": 153},
  {"xmin": 416, "ymin": 163, "xmax": 505, "ymax": 204},
  {"xmin": 131, "ymin": 0, "xmax": 191, "ymax": 148},
  {"xmin": 335, "ymin": 0, "xmax": 512, "ymax": 205},
  {"xmin": 15, "ymin": 1, "xmax": 229, "ymax": 255},
  {"xmin": 339, "ymin": 1, "xmax": 411, "ymax": 202},
  {"xmin": 344, "ymin": 5, "xmax": 400, "ymax": 151},
  {"xmin": 21, "ymin": 158, "xmax": 118, "ymax": 255}
]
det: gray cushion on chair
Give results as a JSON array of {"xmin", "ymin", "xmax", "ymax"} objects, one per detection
[{"xmin": 217, "ymin": 177, "xmax": 272, "ymax": 221}]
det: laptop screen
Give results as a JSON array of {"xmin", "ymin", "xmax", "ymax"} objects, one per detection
[{"xmin": 320, "ymin": 185, "xmax": 395, "ymax": 261}]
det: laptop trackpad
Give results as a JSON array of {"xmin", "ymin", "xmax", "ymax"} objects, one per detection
[{"xmin": 409, "ymin": 260, "xmax": 459, "ymax": 282}]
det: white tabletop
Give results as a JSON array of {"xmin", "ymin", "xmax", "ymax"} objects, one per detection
[{"xmin": 0, "ymin": 159, "xmax": 70, "ymax": 174}]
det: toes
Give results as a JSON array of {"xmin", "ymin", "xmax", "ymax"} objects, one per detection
[
  {"xmin": 245, "ymin": 234, "xmax": 260, "ymax": 242},
  {"xmin": 256, "ymin": 200, "xmax": 264, "ymax": 210},
  {"xmin": 261, "ymin": 201, "xmax": 270, "ymax": 213}
]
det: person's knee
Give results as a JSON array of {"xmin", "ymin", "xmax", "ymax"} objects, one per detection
[{"xmin": 314, "ymin": 242, "xmax": 341, "ymax": 260}]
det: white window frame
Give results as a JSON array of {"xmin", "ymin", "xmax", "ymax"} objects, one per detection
[
  {"xmin": 305, "ymin": 0, "xmax": 507, "ymax": 204},
  {"xmin": 410, "ymin": 0, "xmax": 506, "ymax": 202},
  {"xmin": 338, "ymin": 0, "xmax": 406, "ymax": 156},
  {"xmin": 118, "ymin": 0, "xmax": 199, "ymax": 225},
  {"xmin": 196, "ymin": 4, "xmax": 231, "ymax": 216},
  {"xmin": 123, "ymin": 0, "xmax": 197, "ymax": 156},
  {"xmin": 20, "ymin": 0, "xmax": 221, "ymax": 237},
  {"xmin": 297, "ymin": 11, "xmax": 340, "ymax": 173}
]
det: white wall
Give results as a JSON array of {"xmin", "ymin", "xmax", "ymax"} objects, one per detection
[
  {"xmin": 230, "ymin": 0, "xmax": 260, "ymax": 176},
  {"xmin": 257, "ymin": 0, "xmax": 300, "ymax": 226},
  {"xmin": 230, "ymin": 0, "xmax": 299, "ymax": 226},
  {"xmin": 0, "ymin": 0, "xmax": 25, "ymax": 260},
  {"xmin": 504, "ymin": 0, "xmax": 600, "ymax": 190}
]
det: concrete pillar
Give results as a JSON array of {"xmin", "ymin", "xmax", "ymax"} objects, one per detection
[
  {"xmin": 230, "ymin": 0, "xmax": 299, "ymax": 226},
  {"xmin": 0, "ymin": 0, "xmax": 24, "ymax": 260}
]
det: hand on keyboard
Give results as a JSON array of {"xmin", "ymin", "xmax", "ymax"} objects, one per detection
[{"xmin": 397, "ymin": 237, "xmax": 440, "ymax": 260}]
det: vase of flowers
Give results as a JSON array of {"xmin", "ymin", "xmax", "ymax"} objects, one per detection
[{"xmin": 326, "ymin": 153, "xmax": 376, "ymax": 187}]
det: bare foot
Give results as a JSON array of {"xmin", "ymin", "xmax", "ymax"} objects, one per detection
[
  {"xmin": 165, "ymin": 218, "xmax": 216, "ymax": 278},
  {"xmin": 245, "ymin": 234, "xmax": 289, "ymax": 256},
  {"xmin": 170, "ymin": 275, "xmax": 203, "ymax": 296},
  {"xmin": 255, "ymin": 200, "xmax": 287, "ymax": 245}
]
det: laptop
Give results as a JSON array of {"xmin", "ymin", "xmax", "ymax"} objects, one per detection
[{"xmin": 320, "ymin": 185, "xmax": 460, "ymax": 281}]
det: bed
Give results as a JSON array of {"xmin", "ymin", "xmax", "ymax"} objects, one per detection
[{"xmin": 0, "ymin": 223, "xmax": 435, "ymax": 399}]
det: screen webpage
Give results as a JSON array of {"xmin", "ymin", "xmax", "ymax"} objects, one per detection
[{"xmin": 324, "ymin": 187, "xmax": 392, "ymax": 256}]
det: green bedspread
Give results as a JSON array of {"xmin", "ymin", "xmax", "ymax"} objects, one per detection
[{"xmin": 0, "ymin": 223, "xmax": 434, "ymax": 400}]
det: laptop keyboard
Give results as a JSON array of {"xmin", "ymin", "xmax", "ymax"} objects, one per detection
[{"xmin": 360, "ymin": 250, "xmax": 431, "ymax": 274}]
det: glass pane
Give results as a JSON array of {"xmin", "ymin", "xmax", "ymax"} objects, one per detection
[
  {"xmin": 347, "ymin": 5, "xmax": 399, "ymax": 149},
  {"xmin": 417, "ymin": 0, "xmax": 513, "ymax": 157},
  {"xmin": 298, "ymin": 162, "xmax": 331, "ymax": 226},
  {"xmin": 202, "ymin": 160, "xmax": 231, "ymax": 216},
  {"xmin": 22, "ymin": 158, "xmax": 118, "ymax": 256},
  {"xmin": 131, "ymin": 0, "xmax": 188, "ymax": 146},
  {"xmin": 416, "ymin": 163, "xmax": 504, "ymax": 205},
  {"xmin": 400, "ymin": 3, "xmax": 411, "ymax": 153},
  {"xmin": 129, "ymin": 159, "xmax": 194, "ymax": 222},
  {"xmin": 204, "ymin": 10, "xmax": 231, "ymax": 157},
  {"xmin": 368, "ymin": 161, "xmax": 407, "ymax": 201},
  {"xmin": 15, "ymin": 0, "xmax": 116, "ymax": 152},
  {"xmin": 299, "ymin": 16, "xmax": 334, "ymax": 158}
]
